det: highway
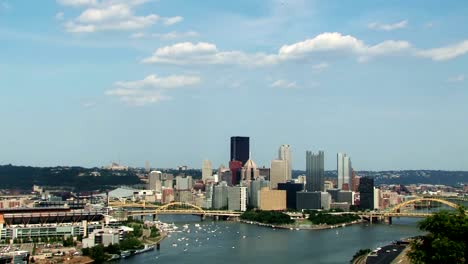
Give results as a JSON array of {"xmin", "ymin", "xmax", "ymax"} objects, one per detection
[{"xmin": 366, "ymin": 244, "xmax": 406, "ymax": 264}]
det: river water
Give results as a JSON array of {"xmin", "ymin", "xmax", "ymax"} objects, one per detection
[{"xmin": 120, "ymin": 215, "xmax": 424, "ymax": 264}]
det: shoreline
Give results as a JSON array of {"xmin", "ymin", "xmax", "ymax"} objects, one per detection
[{"xmin": 238, "ymin": 219, "xmax": 364, "ymax": 230}]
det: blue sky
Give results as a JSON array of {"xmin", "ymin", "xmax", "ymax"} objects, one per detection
[{"xmin": 1, "ymin": 0, "xmax": 467, "ymax": 170}]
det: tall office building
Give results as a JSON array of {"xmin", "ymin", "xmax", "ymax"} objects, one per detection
[
  {"xmin": 230, "ymin": 137, "xmax": 250, "ymax": 165},
  {"xmin": 337, "ymin": 153, "xmax": 353, "ymax": 190},
  {"xmin": 278, "ymin": 144, "xmax": 292, "ymax": 181},
  {"xmin": 229, "ymin": 160, "xmax": 243, "ymax": 186},
  {"xmin": 241, "ymin": 159, "xmax": 260, "ymax": 182},
  {"xmin": 359, "ymin": 177, "xmax": 374, "ymax": 210},
  {"xmin": 306, "ymin": 151, "xmax": 324, "ymax": 192},
  {"xmin": 270, "ymin": 159, "xmax": 288, "ymax": 189},
  {"xmin": 202, "ymin": 160, "xmax": 212, "ymax": 182},
  {"xmin": 148, "ymin": 171, "xmax": 162, "ymax": 192},
  {"xmin": 278, "ymin": 181, "xmax": 303, "ymax": 209},
  {"xmin": 250, "ymin": 178, "xmax": 270, "ymax": 208},
  {"xmin": 212, "ymin": 182, "xmax": 228, "ymax": 209},
  {"xmin": 227, "ymin": 186, "xmax": 247, "ymax": 211}
]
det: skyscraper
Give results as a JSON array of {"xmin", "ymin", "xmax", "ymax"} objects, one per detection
[
  {"xmin": 278, "ymin": 144, "xmax": 292, "ymax": 181},
  {"xmin": 359, "ymin": 177, "xmax": 374, "ymax": 210},
  {"xmin": 230, "ymin": 137, "xmax": 250, "ymax": 165},
  {"xmin": 270, "ymin": 159, "xmax": 288, "ymax": 189},
  {"xmin": 202, "ymin": 160, "xmax": 212, "ymax": 182},
  {"xmin": 337, "ymin": 153, "xmax": 353, "ymax": 190},
  {"xmin": 306, "ymin": 151, "xmax": 324, "ymax": 192}
]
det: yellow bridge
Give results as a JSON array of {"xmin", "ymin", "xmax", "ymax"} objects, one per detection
[
  {"xmin": 361, "ymin": 197, "xmax": 463, "ymax": 219},
  {"xmin": 108, "ymin": 201, "xmax": 242, "ymax": 218}
]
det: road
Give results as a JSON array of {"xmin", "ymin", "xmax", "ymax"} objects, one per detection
[{"xmin": 366, "ymin": 245, "xmax": 406, "ymax": 264}]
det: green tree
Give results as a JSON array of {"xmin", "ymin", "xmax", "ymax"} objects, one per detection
[{"xmin": 408, "ymin": 207, "xmax": 467, "ymax": 264}]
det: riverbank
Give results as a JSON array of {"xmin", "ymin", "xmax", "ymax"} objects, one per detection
[{"xmin": 239, "ymin": 218, "xmax": 364, "ymax": 230}]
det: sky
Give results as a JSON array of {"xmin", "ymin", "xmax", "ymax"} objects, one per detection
[{"xmin": 1, "ymin": 0, "xmax": 468, "ymax": 171}]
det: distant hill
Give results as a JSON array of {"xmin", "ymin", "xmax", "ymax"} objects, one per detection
[
  {"xmin": 0, "ymin": 164, "xmax": 141, "ymax": 191},
  {"xmin": 293, "ymin": 170, "xmax": 468, "ymax": 186}
]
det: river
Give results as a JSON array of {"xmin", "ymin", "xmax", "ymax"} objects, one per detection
[{"xmin": 120, "ymin": 215, "xmax": 424, "ymax": 264}]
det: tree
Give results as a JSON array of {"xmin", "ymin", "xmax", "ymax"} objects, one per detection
[{"xmin": 408, "ymin": 207, "xmax": 467, "ymax": 264}]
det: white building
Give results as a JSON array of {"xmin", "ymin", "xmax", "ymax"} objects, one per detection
[
  {"xmin": 270, "ymin": 159, "xmax": 288, "ymax": 189},
  {"xmin": 337, "ymin": 153, "xmax": 353, "ymax": 190},
  {"xmin": 148, "ymin": 171, "xmax": 162, "ymax": 192},
  {"xmin": 320, "ymin": 192, "xmax": 332, "ymax": 210},
  {"xmin": 278, "ymin": 144, "xmax": 292, "ymax": 181},
  {"xmin": 227, "ymin": 186, "xmax": 247, "ymax": 212},
  {"xmin": 202, "ymin": 160, "xmax": 212, "ymax": 183},
  {"xmin": 373, "ymin": 187, "xmax": 380, "ymax": 210}
]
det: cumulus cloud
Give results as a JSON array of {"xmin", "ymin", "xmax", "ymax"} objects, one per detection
[
  {"xmin": 278, "ymin": 32, "xmax": 411, "ymax": 61},
  {"xmin": 106, "ymin": 74, "xmax": 201, "ymax": 106},
  {"xmin": 368, "ymin": 20, "xmax": 408, "ymax": 31},
  {"xmin": 448, "ymin": 74, "xmax": 465, "ymax": 83},
  {"xmin": 164, "ymin": 16, "xmax": 183, "ymax": 26},
  {"xmin": 142, "ymin": 42, "xmax": 278, "ymax": 66},
  {"xmin": 142, "ymin": 33, "xmax": 411, "ymax": 66},
  {"xmin": 416, "ymin": 40, "xmax": 468, "ymax": 61},
  {"xmin": 58, "ymin": 0, "xmax": 182, "ymax": 33},
  {"xmin": 271, "ymin": 79, "xmax": 297, "ymax": 89}
]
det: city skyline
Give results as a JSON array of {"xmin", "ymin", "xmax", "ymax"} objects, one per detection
[{"xmin": 1, "ymin": 0, "xmax": 468, "ymax": 170}]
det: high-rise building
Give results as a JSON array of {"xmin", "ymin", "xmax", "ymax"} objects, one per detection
[
  {"xmin": 296, "ymin": 192, "xmax": 322, "ymax": 210},
  {"xmin": 250, "ymin": 178, "xmax": 270, "ymax": 208},
  {"xmin": 306, "ymin": 151, "xmax": 324, "ymax": 192},
  {"xmin": 202, "ymin": 160, "xmax": 212, "ymax": 182},
  {"xmin": 229, "ymin": 160, "xmax": 243, "ymax": 186},
  {"xmin": 337, "ymin": 153, "xmax": 353, "ymax": 190},
  {"xmin": 278, "ymin": 144, "xmax": 292, "ymax": 181},
  {"xmin": 359, "ymin": 177, "xmax": 374, "ymax": 210},
  {"xmin": 337, "ymin": 190, "xmax": 354, "ymax": 205},
  {"xmin": 259, "ymin": 188, "xmax": 286, "ymax": 211},
  {"xmin": 373, "ymin": 187, "xmax": 380, "ymax": 210},
  {"xmin": 258, "ymin": 167, "xmax": 270, "ymax": 181},
  {"xmin": 270, "ymin": 159, "xmax": 288, "ymax": 189},
  {"xmin": 212, "ymin": 182, "xmax": 228, "ymax": 209},
  {"xmin": 230, "ymin": 136, "xmax": 250, "ymax": 165},
  {"xmin": 278, "ymin": 181, "xmax": 303, "ymax": 209},
  {"xmin": 227, "ymin": 186, "xmax": 247, "ymax": 211},
  {"xmin": 148, "ymin": 171, "xmax": 162, "ymax": 192},
  {"xmin": 241, "ymin": 159, "xmax": 260, "ymax": 182}
]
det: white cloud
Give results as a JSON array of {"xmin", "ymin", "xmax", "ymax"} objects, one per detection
[
  {"xmin": 130, "ymin": 32, "xmax": 145, "ymax": 39},
  {"xmin": 106, "ymin": 74, "xmax": 201, "ymax": 106},
  {"xmin": 55, "ymin": 12, "xmax": 65, "ymax": 20},
  {"xmin": 368, "ymin": 20, "xmax": 408, "ymax": 31},
  {"xmin": 271, "ymin": 79, "xmax": 297, "ymax": 89},
  {"xmin": 59, "ymin": 1, "xmax": 181, "ymax": 33},
  {"xmin": 416, "ymin": 40, "xmax": 468, "ymax": 61},
  {"xmin": 57, "ymin": 0, "xmax": 97, "ymax": 7},
  {"xmin": 448, "ymin": 74, "xmax": 465, "ymax": 83},
  {"xmin": 142, "ymin": 42, "xmax": 278, "ymax": 66},
  {"xmin": 142, "ymin": 33, "xmax": 411, "ymax": 66},
  {"xmin": 278, "ymin": 32, "xmax": 411, "ymax": 61},
  {"xmin": 164, "ymin": 16, "xmax": 183, "ymax": 26}
]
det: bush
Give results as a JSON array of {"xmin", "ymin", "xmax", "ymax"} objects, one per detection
[{"xmin": 240, "ymin": 210, "xmax": 294, "ymax": 225}]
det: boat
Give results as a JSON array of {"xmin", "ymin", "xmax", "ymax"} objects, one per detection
[
  {"xmin": 172, "ymin": 243, "xmax": 177, "ymax": 247},
  {"xmin": 135, "ymin": 245, "xmax": 155, "ymax": 254},
  {"xmin": 120, "ymin": 251, "xmax": 132, "ymax": 258},
  {"xmin": 108, "ymin": 254, "xmax": 121, "ymax": 261}
]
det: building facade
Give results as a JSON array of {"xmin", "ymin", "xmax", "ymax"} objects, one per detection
[
  {"xmin": 227, "ymin": 186, "xmax": 247, "ymax": 212},
  {"xmin": 270, "ymin": 160, "xmax": 288, "ymax": 189},
  {"xmin": 359, "ymin": 177, "xmax": 374, "ymax": 210},
  {"xmin": 277, "ymin": 182, "xmax": 303, "ymax": 209},
  {"xmin": 278, "ymin": 144, "xmax": 292, "ymax": 181},
  {"xmin": 306, "ymin": 151, "xmax": 324, "ymax": 192},
  {"xmin": 230, "ymin": 136, "xmax": 250, "ymax": 165},
  {"xmin": 259, "ymin": 188, "xmax": 286, "ymax": 211}
]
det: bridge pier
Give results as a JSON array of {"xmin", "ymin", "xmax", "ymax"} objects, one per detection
[
  {"xmin": 152, "ymin": 214, "xmax": 157, "ymax": 221},
  {"xmin": 200, "ymin": 214, "xmax": 205, "ymax": 221},
  {"xmin": 156, "ymin": 243, "xmax": 160, "ymax": 250}
]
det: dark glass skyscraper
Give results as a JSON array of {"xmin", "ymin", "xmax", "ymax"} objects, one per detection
[
  {"xmin": 306, "ymin": 151, "xmax": 324, "ymax": 192},
  {"xmin": 359, "ymin": 177, "xmax": 374, "ymax": 210},
  {"xmin": 230, "ymin": 136, "xmax": 250, "ymax": 165}
]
